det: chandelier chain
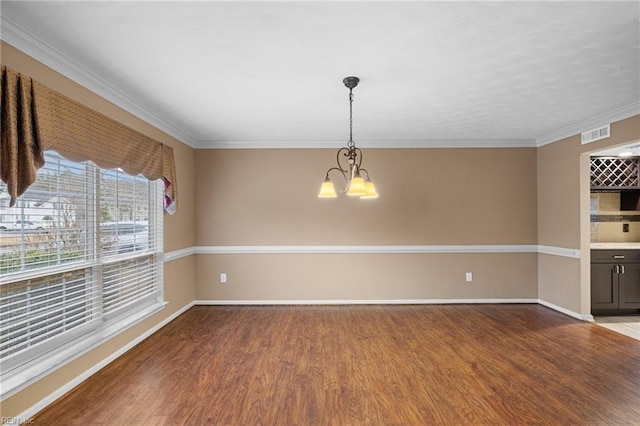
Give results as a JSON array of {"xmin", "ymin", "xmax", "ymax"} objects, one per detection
[{"xmin": 347, "ymin": 90, "xmax": 355, "ymax": 149}]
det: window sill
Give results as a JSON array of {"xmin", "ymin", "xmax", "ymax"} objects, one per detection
[{"xmin": 1, "ymin": 301, "xmax": 167, "ymax": 400}]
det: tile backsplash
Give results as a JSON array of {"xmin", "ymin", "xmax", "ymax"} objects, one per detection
[{"xmin": 591, "ymin": 192, "xmax": 640, "ymax": 242}]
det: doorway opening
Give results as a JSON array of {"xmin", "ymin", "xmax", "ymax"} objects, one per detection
[{"xmin": 586, "ymin": 141, "xmax": 640, "ymax": 340}]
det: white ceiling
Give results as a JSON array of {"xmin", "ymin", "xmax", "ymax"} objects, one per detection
[{"xmin": 1, "ymin": 1, "xmax": 639, "ymax": 149}]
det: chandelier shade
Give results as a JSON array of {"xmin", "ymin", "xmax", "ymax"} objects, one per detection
[
  {"xmin": 346, "ymin": 172, "xmax": 367, "ymax": 196},
  {"xmin": 318, "ymin": 76, "xmax": 378, "ymax": 199},
  {"xmin": 361, "ymin": 179, "xmax": 379, "ymax": 199},
  {"xmin": 318, "ymin": 178, "xmax": 338, "ymax": 198}
]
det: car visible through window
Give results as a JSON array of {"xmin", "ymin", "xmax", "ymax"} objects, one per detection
[
  {"xmin": 101, "ymin": 222, "xmax": 149, "ymax": 253},
  {"xmin": 11, "ymin": 220, "xmax": 43, "ymax": 230}
]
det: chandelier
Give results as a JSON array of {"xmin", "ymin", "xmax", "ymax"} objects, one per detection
[{"xmin": 318, "ymin": 76, "xmax": 378, "ymax": 199}]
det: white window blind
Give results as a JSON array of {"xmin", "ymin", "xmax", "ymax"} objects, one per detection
[{"xmin": 0, "ymin": 151, "xmax": 163, "ymax": 386}]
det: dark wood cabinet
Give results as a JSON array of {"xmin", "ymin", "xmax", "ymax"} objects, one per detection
[
  {"xmin": 591, "ymin": 250, "xmax": 640, "ymax": 314},
  {"xmin": 619, "ymin": 263, "xmax": 640, "ymax": 309},
  {"xmin": 591, "ymin": 262, "xmax": 619, "ymax": 310}
]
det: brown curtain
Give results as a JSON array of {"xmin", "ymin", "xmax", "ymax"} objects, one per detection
[
  {"xmin": 0, "ymin": 66, "xmax": 45, "ymax": 206},
  {"xmin": 0, "ymin": 66, "xmax": 177, "ymax": 213}
]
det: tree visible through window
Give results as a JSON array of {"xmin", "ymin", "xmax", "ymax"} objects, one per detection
[{"xmin": 0, "ymin": 151, "xmax": 163, "ymax": 389}]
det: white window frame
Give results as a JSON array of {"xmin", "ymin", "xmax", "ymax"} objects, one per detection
[{"xmin": 0, "ymin": 154, "xmax": 166, "ymax": 400}]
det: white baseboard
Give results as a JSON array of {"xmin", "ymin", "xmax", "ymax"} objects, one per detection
[
  {"xmin": 538, "ymin": 299, "xmax": 594, "ymax": 322},
  {"xmin": 195, "ymin": 298, "xmax": 539, "ymax": 306},
  {"xmin": 8, "ymin": 297, "xmax": 593, "ymax": 425},
  {"xmin": 196, "ymin": 299, "xmax": 594, "ymax": 322},
  {"xmin": 6, "ymin": 301, "xmax": 195, "ymax": 426}
]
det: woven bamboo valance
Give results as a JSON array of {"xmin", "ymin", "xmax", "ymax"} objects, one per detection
[{"xmin": 0, "ymin": 66, "xmax": 177, "ymax": 213}]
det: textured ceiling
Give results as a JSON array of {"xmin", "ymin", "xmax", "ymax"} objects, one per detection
[{"xmin": 1, "ymin": 1, "xmax": 639, "ymax": 148}]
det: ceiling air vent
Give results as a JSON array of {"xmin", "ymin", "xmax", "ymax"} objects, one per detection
[{"xmin": 581, "ymin": 124, "xmax": 610, "ymax": 144}]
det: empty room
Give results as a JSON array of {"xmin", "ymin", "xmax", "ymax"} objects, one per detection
[{"xmin": 1, "ymin": 1, "xmax": 639, "ymax": 425}]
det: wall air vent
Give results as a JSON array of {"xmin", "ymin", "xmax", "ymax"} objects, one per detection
[{"xmin": 581, "ymin": 124, "xmax": 610, "ymax": 144}]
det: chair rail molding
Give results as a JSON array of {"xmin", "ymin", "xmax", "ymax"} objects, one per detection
[{"xmin": 188, "ymin": 244, "xmax": 578, "ymax": 256}]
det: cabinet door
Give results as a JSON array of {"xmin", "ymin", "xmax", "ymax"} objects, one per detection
[
  {"xmin": 591, "ymin": 263, "xmax": 619, "ymax": 310},
  {"xmin": 619, "ymin": 263, "xmax": 640, "ymax": 309}
]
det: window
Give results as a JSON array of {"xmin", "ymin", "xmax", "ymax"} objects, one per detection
[{"xmin": 0, "ymin": 151, "xmax": 164, "ymax": 397}]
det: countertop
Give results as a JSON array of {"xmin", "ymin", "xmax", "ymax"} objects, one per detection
[{"xmin": 591, "ymin": 243, "xmax": 640, "ymax": 250}]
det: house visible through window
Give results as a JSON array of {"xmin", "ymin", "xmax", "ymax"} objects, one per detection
[{"xmin": 0, "ymin": 151, "xmax": 164, "ymax": 396}]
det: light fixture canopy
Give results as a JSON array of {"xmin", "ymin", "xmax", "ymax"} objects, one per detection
[{"xmin": 318, "ymin": 76, "xmax": 379, "ymax": 199}]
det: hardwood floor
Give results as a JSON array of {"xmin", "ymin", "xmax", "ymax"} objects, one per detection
[{"xmin": 34, "ymin": 304, "xmax": 640, "ymax": 425}]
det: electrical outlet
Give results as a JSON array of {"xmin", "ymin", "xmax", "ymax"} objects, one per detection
[
  {"xmin": 220, "ymin": 273, "xmax": 227, "ymax": 283},
  {"xmin": 466, "ymin": 272, "xmax": 473, "ymax": 282}
]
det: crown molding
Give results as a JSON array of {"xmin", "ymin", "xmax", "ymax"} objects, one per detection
[
  {"xmin": 2, "ymin": 15, "xmax": 635, "ymax": 152},
  {"xmin": 0, "ymin": 16, "xmax": 197, "ymax": 148},
  {"xmin": 195, "ymin": 138, "xmax": 538, "ymax": 149},
  {"xmin": 196, "ymin": 140, "xmax": 346, "ymax": 149},
  {"xmin": 536, "ymin": 101, "xmax": 640, "ymax": 147}
]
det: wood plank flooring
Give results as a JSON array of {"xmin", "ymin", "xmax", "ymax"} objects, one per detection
[{"xmin": 34, "ymin": 304, "xmax": 640, "ymax": 425}]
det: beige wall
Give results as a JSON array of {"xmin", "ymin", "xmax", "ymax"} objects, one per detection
[
  {"xmin": 196, "ymin": 148, "xmax": 538, "ymax": 245},
  {"xmin": 196, "ymin": 253, "xmax": 538, "ymax": 301},
  {"xmin": 195, "ymin": 148, "xmax": 539, "ymax": 301},
  {"xmin": 1, "ymin": 42, "xmax": 196, "ymax": 417},
  {"xmin": 2, "ymin": 37, "xmax": 638, "ymax": 419},
  {"xmin": 537, "ymin": 115, "xmax": 640, "ymax": 314}
]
